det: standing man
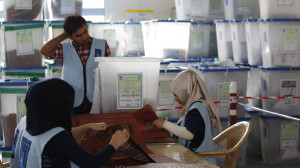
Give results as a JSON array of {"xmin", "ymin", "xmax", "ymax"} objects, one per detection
[{"xmin": 40, "ymin": 15, "xmax": 111, "ymax": 115}]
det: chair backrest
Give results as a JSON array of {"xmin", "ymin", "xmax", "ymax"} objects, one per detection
[
  {"xmin": 197, "ymin": 121, "xmax": 251, "ymax": 168},
  {"xmin": 214, "ymin": 121, "xmax": 251, "ymax": 168}
]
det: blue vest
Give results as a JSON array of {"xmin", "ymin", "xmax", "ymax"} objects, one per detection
[
  {"xmin": 179, "ymin": 102, "xmax": 216, "ymax": 164},
  {"xmin": 62, "ymin": 39, "xmax": 105, "ymax": 107},
  {"xmin": 11, "ymin": 117, "xmax": 64, "ymax": 168}
]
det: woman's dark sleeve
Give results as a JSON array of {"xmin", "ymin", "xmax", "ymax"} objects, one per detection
[
  {"xmin": 184, "ymin": 108, "xmax": 205, "ymax": 151},
  {"xmin": 48, "ymin": 131, "xmax": 116, "ymax": 168}
]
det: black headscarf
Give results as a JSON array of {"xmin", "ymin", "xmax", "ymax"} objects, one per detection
[{"xmin": 25, "ymin": 78, "xmax": 75, "ymax": 136}]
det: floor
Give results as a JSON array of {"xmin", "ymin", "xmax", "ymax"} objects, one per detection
[
  {"xmin": 219, "ymin": 149, "xmax": 300, "ymax": 168},
  {"xmin": 244, "ymin": 157, "xmax": 300, "ymax": 168}
]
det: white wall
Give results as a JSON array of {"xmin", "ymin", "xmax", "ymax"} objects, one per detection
[{"xmin": 104, "ymin": 0, "xmax": 175, "ymax": 21}]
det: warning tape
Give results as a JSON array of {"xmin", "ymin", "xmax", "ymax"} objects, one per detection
[
  {"xmin": 238, "ymin": 96, "xmax": 300, "ymax": 100},
  {"xmin": 157, "ymin": 96, "xmax": 300, "ymax": 111},
  {"xmin": 238, "ymin": 103, "xmax": 300, "ymax": 122}
]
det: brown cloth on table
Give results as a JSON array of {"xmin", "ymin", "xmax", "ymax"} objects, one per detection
[
  {"xmin": 72, "ymin": 112, "xmax": 153, "ymax": 155},
  {"xmin": 72, "ymin": 105, "xmax": 178, "ymax": 167},
  {"xmin": 6, "ymin": 0, "xmax": 42, "ymax": 21},
  {"xmin": 132, "ymin": 105, "xmax": 177, "ymax": 143}
]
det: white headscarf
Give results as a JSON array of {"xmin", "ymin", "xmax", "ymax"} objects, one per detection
[{"xmin": 170, "ymin": 70, "xmax": 222, "ymax": 131}]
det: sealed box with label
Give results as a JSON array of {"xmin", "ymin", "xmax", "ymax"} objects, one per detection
[
  {"xmin": 4, "ymin": 0, "xmax": 43, "ymax": 21},
  {"xmin": 223, "ymin": 0, "xmax": 260, "ymax": 20},
  {"xmin": 89, "ymin": 22, "xmax": 125, "ymax": 57},
  {"xmin": 2, "ymin": 21, "xmax": 45, "ymax": 68},
  {"xmin": 215, "ymin": 20, "xmax": 233, "ymax": 61},
  {"xmin": 196, "ymin": 66, "xmax": 249, "ymax": 117},
  {"xmin": 229, "ymin": 20, "xmax": 248, "ymax": 63},
  {"xmin": 124, "ymin": 22, "xmax": 144, "ymax": 57},
  {"xmin": 175, "ymin": 0, "xmax": 224, "ymax": 21},
  {"xmin": 188, "ymin": 22, "xmax": 213, "ymax": 58},
  {"xmin": 246, "ymin": 66, "xmax": 262, "ymax": 108},
  {"xmin": 245, "ymin": 110, "xmax": 262, "ymax": 158},
  {"xmin": 44, "ymin": 0, "xmax": 83, "ymax": 20},
  {"xmin": 260, "ymin": 67, "xmax": 300, "ymax": 116},
  {"xmin": 260, "ymin": 19, "xmax": 300, "ymax": 67},
  {"xmin": 259, "ymin": 113, "xmax": 300, "ymax": 165},
  {"xmin": 141, "ymin": 20, "xmax": 191, "ymax": 59},
  {"xmin": 260, "ymin": 0, "xmax": 300, "ymax": 19},
  {"xmin": 156, "ymin": 67, "xmax": 185, "ymax": 120},
  {"xmin": 0, "ymin": 80, "xmax": 35, "ymax": 147},
  {"xmin": 95, "ymin": 57, "xmax": 161, "ymax": 114},
  {"xmin": 244, "ymin": 19, "xmax": 262, "ymax": 65}
]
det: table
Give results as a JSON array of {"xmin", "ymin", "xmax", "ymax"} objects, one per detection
[
  {"xmin": 147, "ymin": 143, "xmax": 219, "ymax": 168},
  {"xmin": 0, "ymin": 143, "xmax": 219, "ymax": 168}
]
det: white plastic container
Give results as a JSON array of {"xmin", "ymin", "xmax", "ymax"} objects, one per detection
[
  {"xmin": 175, "ymin": 0, "xmax": 224, "ymax": 21},
  {"xmin": 260, "ymin": 67, "xmax": 300, "ymax": 116},
  {"xmin": 2, "ymin": 66, "xmax": 46, "ymax": 79},
  {"xmin": 141, "ymin": 21, "xmax": 155, "ymax": 59},
  {"xmin": 259, "ymin": 0, "xmax": 300, "ymax": 19},
  {"xmin": 95, "ymin": 57, "xmax": 161, "ymax": 113},
  {"xmin": 215, "ymin": 20, "xmax": 233, "ymax": 61},
  {"xmin": 43, "ymin": 0, "xmax": 83, "ymax": 20},
  {"xmin": 124, "ymin": 22, "xmax": 144, "ymax": 57},
  {"xmin": 246, "ymin": 66, "xmax": 262, "ymax": 108},
  {"xmin": 0, "ymin": 81, "xmax": 34, "ymax": 147},
  {"xmin": 168, "ymin": 59, "xmax": 201, "ymax": 69},
  {"xmin": 4, "ymin": 0, "xmax": 43, "ymax": 21},
  {"xmin": 47, "ymin": 20, "xmax": 70, "ymax": 43},
  {"xmin": 196, "ymin": 66, "xmax": 250, "ymax": 118},
  {"xmin": 209, "ymin": 24, "xmax": 218, "ymax": 57},
  {"xmin": 245, "ymin": 110, "xmax": 262, "ymax": 158},
  {"xmin": 230, "ymin": 20, "xmax": 248, "ymax": 63},
  {"xmin": 90, "ymin": 22, "xmax": 126, "ymax": 57},
  {"xmin": 207, "ymin": 0, "xmax": 225, "ymax": 21},
  {"xmin": 188, "ymin": 22, "xmax": 212, "ymax": 58},
  {"xmin": 213, "ymin": 117, "xmax": 250, "ymax": 168},
  {"xmin": 141, "ymin": 20, "xmax": 191, "ymax": 59},
  {"xmin": 260, "ymin": 19, "xmax": 300, "ymax": 67},
  {"xmin": 156, "ymin": 67, "xmax": 185, "ymax": 120},
  {"xmin": 45, "ymin": 63, "xmax": 62, "ymax": 79},
  {"xmin": 175, "ymin": 0, "xmax": 210, "ymax": 20},
  {"xmin": 244, "ymin": 19, "xmax": 262, "ymax": 65},
  {"xmin": 2, "ymin": 21, "xmax": 45, "ymax": 68},
  {"xmin": 223, "ymin": 0, "xmax": 260, "ymax": 20},
  {"xmin": 259, "ymin": 113, "xmax": 300, "ymax": 165}
]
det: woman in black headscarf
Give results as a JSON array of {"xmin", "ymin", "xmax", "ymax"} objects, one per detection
[{"xmin": 10, "ymin": 78, "xmax": 129, "ymax": 168}]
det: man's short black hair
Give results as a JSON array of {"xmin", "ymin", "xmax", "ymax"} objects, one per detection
[{"xmin": 63, "ymin": 15, "xmax": 87, "ymax": 36}]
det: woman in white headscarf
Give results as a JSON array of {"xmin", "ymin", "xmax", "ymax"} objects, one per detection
[{"xmin": 153, "ymin": 70, "xmax": 221, "ymax": 164}]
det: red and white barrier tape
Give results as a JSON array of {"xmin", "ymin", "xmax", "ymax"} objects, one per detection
[
  {"xmin": 238, "ymin": 103, "xmax": 300, "ymax": 122},
  {"xmin": 157, "ymin": 96, "xmax": 300, "ymax": 112},
  {"xmin": 238, "ymin": 96, "xmax": 300, "ymax": 100}
]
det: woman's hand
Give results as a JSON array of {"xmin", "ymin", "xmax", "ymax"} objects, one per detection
[
  {"xmin": 72, "ymin": 122, "xmax": 107, "ymax": 141},
  {"xmin": 109, "ymin": 129, "xmax": 130, "ymax": 150},
  {"xmin": 152, "ymin": 119, "xmax": 165, "ymax": 129},
  {"xmin": 88, "ymin": 122, "xmax": 107, "ymax": 131}
]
